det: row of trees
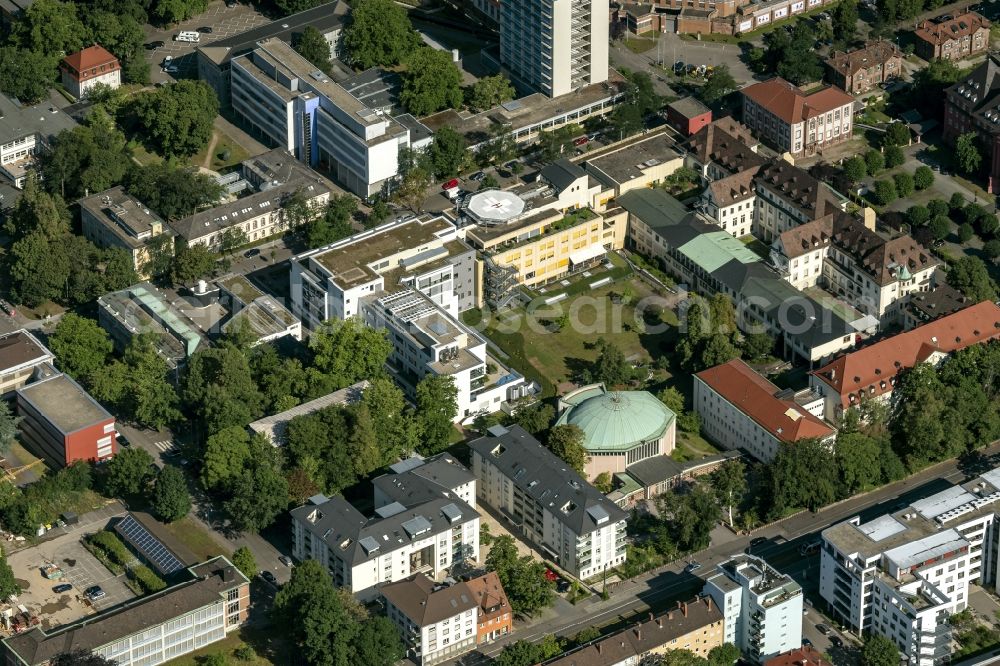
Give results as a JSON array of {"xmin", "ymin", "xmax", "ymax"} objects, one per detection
[{"xmin": 497, "ymin": 637, "xmax": 740, "ymax": 666}]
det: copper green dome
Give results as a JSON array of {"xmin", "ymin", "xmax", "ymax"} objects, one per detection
[{"xmin": 556, "ymin": 389, "xmax": 675, "ymax": 452}]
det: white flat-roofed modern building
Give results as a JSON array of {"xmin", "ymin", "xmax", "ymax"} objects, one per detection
[
  {"xmin": 500, "ymin": 0, "xmax": 609, "ymax": 98},
  {"xmin": 230, "ymin": 37, "xmax": 409, "ymax": 197},
  {"xmin": 468, "ymin": 424, "xmax": 628, "ymax": 579},
  {"xmin": 289, "ymin": 216, "xmax": 531, "ymax": 422},
  {"xmin": 291, "ymin": 458, "xmax": 481, "ymax": 602},
  {"xmin": 703, "ymin": 555, "xmax": 803, "ymax": 663},
  {"xmin": 820, "ymin": 467, "xmax": 1000, "ymax": 666}
]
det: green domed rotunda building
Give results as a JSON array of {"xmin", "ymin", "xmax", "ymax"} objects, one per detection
[{"xmin": 556, "ymin": 383, "xmax": 676, "ymax": 480}]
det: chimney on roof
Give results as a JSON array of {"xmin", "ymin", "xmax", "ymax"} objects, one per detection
[
  {"xmin": 597, "ymin": 643, "xmax": 603, "ymax": 655},
  {"xmin": 683, "ymin": 602, "xmax": 688, "ymax": 617},
  {"xmin": 707, "ymin": 596, "xmax": 713, "ymax": 612},
  {"xmin": 635, "ymin": 628, "xmax": 641, "ymax": 640},
  {"xmin": 658, "ymin": 617, "xmax": 664, "ymax": 628}
]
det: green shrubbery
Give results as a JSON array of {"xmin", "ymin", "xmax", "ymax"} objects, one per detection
[
  {"xmin": 129, "ymin": 564, "xmax": 167, "ymax": 594},
  {"xmin": 85, "ymin": 530, "xmax": 166, "ymax": 594}
]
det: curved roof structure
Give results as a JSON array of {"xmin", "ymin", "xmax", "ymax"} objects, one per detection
[
  {"xmin": 557, "ymin": 387, "xmax": 675, "ymax": 452},
  {"xmin": 466, "ymin": 189, "xmax": 525, "ymax": 225}
]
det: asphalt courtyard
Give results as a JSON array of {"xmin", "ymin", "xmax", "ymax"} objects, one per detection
[{"xmin": 146, "ymin": 1, "xmax": 270, "ymax": 82}]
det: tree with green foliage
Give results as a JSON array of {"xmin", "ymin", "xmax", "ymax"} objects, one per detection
[
  {"xmin": 546, "ymin": 425, "xmax": 588, "ymax": 475},
  {"xmin": 831, "ymin": 0, "xmax": 858, "ymax": 44},
  {"xmin": 710, "ymin": 459, "xmax": 746, "ymax": 526},
  {"xmin": 947, "ymin": 256, "xmax": 999, "ymax": 301},
  {"xmin": 872, "ymin": 179, "xmax": 897, "ymax": 206},
  {"xmin": 342, "ymin": 0, "xmax": 420, "ymax": 68},
  {"xmin": 884, "ymin": 145, "xmax": 905, "ymax": 169},
  {"xmin": 294, "ymin": 25, "xmax": 333, "ymax": 73},
  {"xmin": 984, "ymin": 239, "xmax": 1000, "ymax": 260},
  {"xmin": 172, "ymin": 243, "xmax": 217, "ymax": 284},
  {"xmin": 219, "ymin": 227, "xmax": 250, "ymax": 256},
  {"xmin": 657, "ymin": 485, "xmax": 720, "ymax": 552},
  {"xmin": 883, "ymin": 122, "xmax": 910, "ymax": 147},
  {"xmin": 367, "ymin": 198, "xmax": 391, "ymax": 228},
  {"xmin": 0, "ymin": 547, "xmax": 17, "ymax": 601},
  {"xmin": 742, "ymin": 332, "xmax": 775, "ymax": 360},
  {"xmin": 959, "ymin": 223, "xmax": 975, "ymax": 243},
  {"xmin": 400, "ymin": 48, "xmax": 464, "ymax": 116},
  {"xmin": 469, "ymin": 75, "xmax": 516, "ymax": 112},
  {"xmin": 40, "ymin": 108, "xmax": 130, "ymax": 201},
  {"xmin": 116, "ymin": 334, "xmax": 182, "ymax": 429},
  {"xmin": 104, "ymin": 447, "xmax": 155, "ymax": 498},
  {"xmin": 0, "ymin": 47, "xmax": 55, "ymax": 105},
  {"xmin": 6, "ymin": 230, "xmax": 68, "ymax": 307},
  {"xmin": 126, "ymin": 163, "xmax": 222, "ymax": 220},
  {"xmin": 477, "ymin": 123, "xmax": 518, "ymax": 167},
  {"xmin": 589, "ymin": 340, "xmax": 634, "ymax": 387},
  {"xmin": 893, "ymin": 171, "xmax": 914, "ymax": 197},
  {"xmin": 361, "ymin": 376, "xmax": 419, "ymax": 459},
  {"xmin": 50, "ymin": 651, "xmax": 116, "ymax": 666},
  {"xmin": 593, "ymin": 472, "xmax": 613, "ymax": 493},
  {"xmin": 929, "ymin": 215, "xmax": 951, "ymax": 241},
  {"xmin": 428, "ymin": 127, "xmax": 469, "ymax": 178},
  {"xmin": 184, "ymin": 345, "xmax": 265, "ymax": 436},
  {"xmin": 864, "ymin": 149, "xmax": 885, "ymax": 175},
  {"xmin": 538, "ymin": 125, "xmax": 585, "ymax": 161},
  {"xmin": 354, "ymin": 615, "xmax": 406, "ymax": 666},
  {"xmin": 928, "ymin": 198, "xmax": 950, "ymax": 218},
  {"xmin": 759, "ymin": 21, "xmax": 823, "ymax": 85},
  {"xmin": 306, "ymin": 194, "xmax": 357, "ymax": 248},
  {"xmin": 861, "ymin": 634, "xmax": 900, "ymax": 666},
  {"xmin": 914, "ymin": 165, "xmax": 934, "ymax": 190},
  {"xmin": 707, "ymin": 645, "xmax": 740, "ymax": 666},
  {"xmin": 768, "ymin": 438, "xmax": 839, "ymax": 515},
  {"xmin": 6, "ymin": 175, "xmax": 70, "ymax": 242},
  {"xmin": 49, "ymin": 314, "xmax": 114, "ymax": 382},
  {"xmin": 132, "ymin": 81, "xmax": 219, "ymax": 158},
  {"xmin": 486, "ymin": 536, "xmax": 556, "ymax": 617},
  {"xmin": 956, "ymin": 132, "xmax": 983, "ymax": 175},
  {"xmin": 495, "ymin": 636, "xmax": 564, "ymax": 666},
  {"xmin": 225, "ymin": 445, "xmax": 289, "ymax": 533},
  {"xmin": 906, "ymin": 205, "xmax": 930, "ymax": 227},
  {"xmin": 394, "ymin": 164, "xmax": 433, "ymax": 213},
  {"xmin": 700, "ymin": 65, "xmax": 737, "ymax": 104},
  {"xmin": 232, "ymin": 546, "xmax": 257, "ymax": 580},
  {"xmin": 85, "ymin": 11, "xmax": 149, "ymax": 85},
  {"xmin": 310, "ymin": 318, "xmax": 393, "ymax": 389},
  {"xmin": 14, "ymin": 0, "xmax": 85, "ymax": 56},
  {"xmin": 202, "ymin": 427, "xmax": 252, "ymax": 492},
  {"xmin": 152, "ymin": 466, "xmax": 191, "ymax": 523},
  {"xmin": 415, "ymin": 375, "xmax": 458, "ymax": 455},
  {"xmin": 511, "ymin": 402, "xmax": 555, "ymax": 435},
  {"xmin": 842, "ymin": 156, "xmax": 867, "ymax": 183}
]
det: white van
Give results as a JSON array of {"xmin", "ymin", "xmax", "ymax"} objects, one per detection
[{"xmin": 175, "ymin": 31, "xmax": 201, "ymax": 43}]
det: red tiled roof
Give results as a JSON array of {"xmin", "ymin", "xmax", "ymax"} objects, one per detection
[
  {"xmin": 915, "ymin": 12, "xmax": 989, "ymax": 46},
  {"xmin": 61, "ymin": 45, "xmax": 119, "ymax": 80},
  {"xmin": 696, "ymin": 359, "xmax": 835, "ymax": 443},
  {"xmin": 741, "ymin": 78, "xmax": 854, "ymax": 125},
  {"xmin": 464, "ymin": 571, "xmax": 510, "ymax": 620},
  {"xmin": 826, "ymin": 41, "xmax": 902, "ymax": 76},
  {"xmin": 765, "ymin": 646, "xmax": 832, "ymax": 666},
  {"xmin": 812, "ymin": 300, "xmax": 1000, "ymax": 407}
]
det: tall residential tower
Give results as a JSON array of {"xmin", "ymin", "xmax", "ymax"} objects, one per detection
[{"xmin": 500, "ymin": 0, "xmax": 609, "ymax": 98}]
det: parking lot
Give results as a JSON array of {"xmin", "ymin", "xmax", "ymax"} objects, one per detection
[
  {"xmin": 145, "ymin": 0, "xmax": 270, "ymax": 82},
  {"xmin": 7, "ymin": 528, "xmax": 135, "ymax": 630}
]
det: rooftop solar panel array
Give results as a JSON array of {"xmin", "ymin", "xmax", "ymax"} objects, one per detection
[{"xmin": 114, "ymin": 515, "xmax": 186, "ymax": 575}]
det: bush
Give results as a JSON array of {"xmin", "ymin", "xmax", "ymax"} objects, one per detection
[
  {"xmin": 906, "ymin": 205, "xmax": 930, "ymax": 227},
  {"xmin": 842, "ymin": 156, "xmax": 867, "ymax": 182},
  {"xmin": 234, "ymin": 644, "xmax": 256, "ymax": 661},
  {"xmin": 950, "ymin": 192, "xmax": 966, "ymax": 210},
  {"xmin": 959, "ymin": 223, "xmax": 975, "ymax": 243},
  {"xmin": 893, "ymin": 172, "xmax": 914, "ymax": 197},
  {"xmin": 914, "ymin": 166, "xmax": 934, "ymax": 190},
  {"xmin": 884, "ymin": 145, "xmax": 905, "ymax": 169},
  {"xmin": 128, "ymin": 564, "xmax": 167, "ymax": 594},
  {"xmin": 928, "ymin": 199, "xmax": 949, "ymax": 217},
  {"xmin": 88, "ymin": 531, "xmax": 134, "ymax": 568},
  {"xmin": 865, "ymin": 150, "xmax": 885, "ymax": 174},
  {"xmin": 872, "ymin": 180, "xmax": 897, "ymax": 205},
  {"xmin": 977, "ymin": 214, "xmax": 999, "ymax": 238}
]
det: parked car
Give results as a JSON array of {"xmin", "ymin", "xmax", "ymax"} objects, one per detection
[
  {"xmin": 673, "ymin": 60, "xmax": 685, "ymax": 74},
  {"xmin": 279, "ymin": 555, "xmax": 294, "ymax": 567},
  {"xmin": 573, "ymin": 136, "xmax": 589, "ymax": 147},
  {"xmin": 816, "ymin": 624, "xmax": 831, "ymax": 635},
  {"xmin": 684, "ymin": 561, "xmax": 702, "ymax": 573},
  {"xmin": 470, "ymin": 171, "xmax": 486, "ymax": 182},
  {"xmin": 175, "ymin": 31, "xmax": 201, "ymax": 43},
  {"xmin": 260, "ymin": 571, "xmax": 277, "ymax": 584},
  {"xmin": 557, "ymin": 580, "xmax": 571, "ymax": 593},
  {"xmin": 53, "ymin": 584, "xmax": 72, "ymax": 593},
  {"xmin": 85, "ymin": 585, "xmax": 106, "ymax": 600},
  {"xmin": 830, "ymin": 636, "xmax": 843, "ymax": 648},
  {"xmin": 244, "ymin": 248, "xmax": 261, "ymax": 258},
  {"xmin": 226, "ymin": 0, "xmax": 238, "ymax": 6},
  {"xmin": 0, "ymin": 299, "xmax": 16, "ymax": 317},
  {"xmin": 750, "ymin": 536, "xmax": 766, "ymax": 547},
  {"xmin": 145, "ymin": 41, "xmax": 164, "ymax": 50},
  {"xmin": 802, "ymin": 638, "xmax": 813, "ymax": 647},
  {"xmin": 197, "ymin": 26, "xmax": 213, "ymax": 33},
  {"xmin": 799, "ymin": 540, "xmax": 821, "ymax": 556}
]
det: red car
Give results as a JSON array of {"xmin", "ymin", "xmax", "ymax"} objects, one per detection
[
  {"xmin": 573, "ymin": 136, "xmax": 589, "ymax": 147},
  {"xmin": 544, "ymin": 568, "xmax": 559, "ymax": 582},
  {"xmin": 442, "ymin": 178, "xmax": 459, "ymax": 190}
]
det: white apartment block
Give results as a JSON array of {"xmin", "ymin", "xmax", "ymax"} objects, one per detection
[
  {"xmin": 820, "ymin": 467, "xmax": 1000, "ymax": 666},
  {"xmin": 291, "ymin": 494, "xmax": 480, "ymax": 602},
  {"xmin": 170, "ymin": 148, "xmax": 331, "ymax": 250},
  {"xmin": 373, "ymin": 453, "xmax": 479, "ymax": 513},
  {"xmin": 289, "ymin": 216, "xmax": 530, "ymax": 422},
  {"xmin": 469, "ymin": 424, "xmax": 628, "ymax": 579},
  {"xmin": 499, "ymin": 0, "xmax": 609, "ymax": 98},
  {"xmin": 0, "ymin": 329, "xmax": 53, "ymax": 397},
  {"xmin": 230, "ymin": 37, "xmax": 409, "ymax": 196},
  {"xmin": 3, "ymin": 557, "xmax": 250, "ymax": 666},
  {"xmin": 381, "ymin": 574, "xmax": 479, "ymax": 666},
  {"xmin": 701, "ymin": 168, "xmax": 758, "ymax": 238},
  {"xmin": 703, "ymin": 555, "xmax": 803, "ymax": 664},
  {"xmin": 79, "ymin": 186, "xmax": 176, "ymax": 276}
]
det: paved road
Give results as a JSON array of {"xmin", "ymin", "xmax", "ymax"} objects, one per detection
[{"xmin": 465, "ymin": 442, "xmax": 1000, "ymax": 661}]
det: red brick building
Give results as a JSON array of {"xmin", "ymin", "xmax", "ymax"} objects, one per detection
[
  {"xmin": 765, "ymin": 646, "xmax": 831, "ymax": 666},
  {"xmin": 914, "ymin": 12, "xmax": 990, "ymax": 61},
  {"xmin": 943, "ymin": 53, "xmax": 1000, "ymax": 192},
  {"xmin": 666, "ymin": 97, "xmax": 713, "ymax": 136},
  {"xmin": 825, "ymin": 41, "xmax": 902, "ymax": 94},
  {"xmin": 16, "ymin": 372, "xmax": 116, "ymax": 468}
]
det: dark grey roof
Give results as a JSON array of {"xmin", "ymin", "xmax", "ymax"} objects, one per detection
[
  {"xmin": 625, "ymin": 455, "xmax": 685, "ymax": 488},
  {"xmin": 372, "ymin": 453, "xmax": 475, "ymax": 508},
  {"xmin": 947, "ymin": 53, "xmax": 1000, "ymax": 125},
  {"xmin": 468, "ymin": 425, "xmax": 627, "ymax": 534},
  {"xmin": 711, "ymin": 258, "xmax": 776, "ymax": 294},
  {"xmin": 540, "ymin": 159, "xmax": 588, "ymax": 193},
  {"xmin": 341, "ymin": 67, "xmax": 402, "ymax": 114},
  {"xmin": 3, "ymin": 557, "xmax": 248, "ymax": 666},
  {"xmin": 618, "ymin": 188, "xmax": 691, "ymax": 234},
  {"xmin": 196, "ymin": 1, "xmax": 348, "ymax": 67},
  {"xmin": 394, "ymin": 113, "xmax": 433, "ymax": 145},
  {"xmin": 381, "ymin": 574, "xmax": 478, "ymax": 626},
  {"xmin": 0, "ymin": 92, "xmax": 78, "ymax": 145},
  {"xmin": 291, "ymin": 494, "xmax": 478, "ymax": 567}
]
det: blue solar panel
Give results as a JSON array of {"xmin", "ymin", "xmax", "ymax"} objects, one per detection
[{"xmin": 115, "ymin": 515, "xmax": 185, "ymax": 575}]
